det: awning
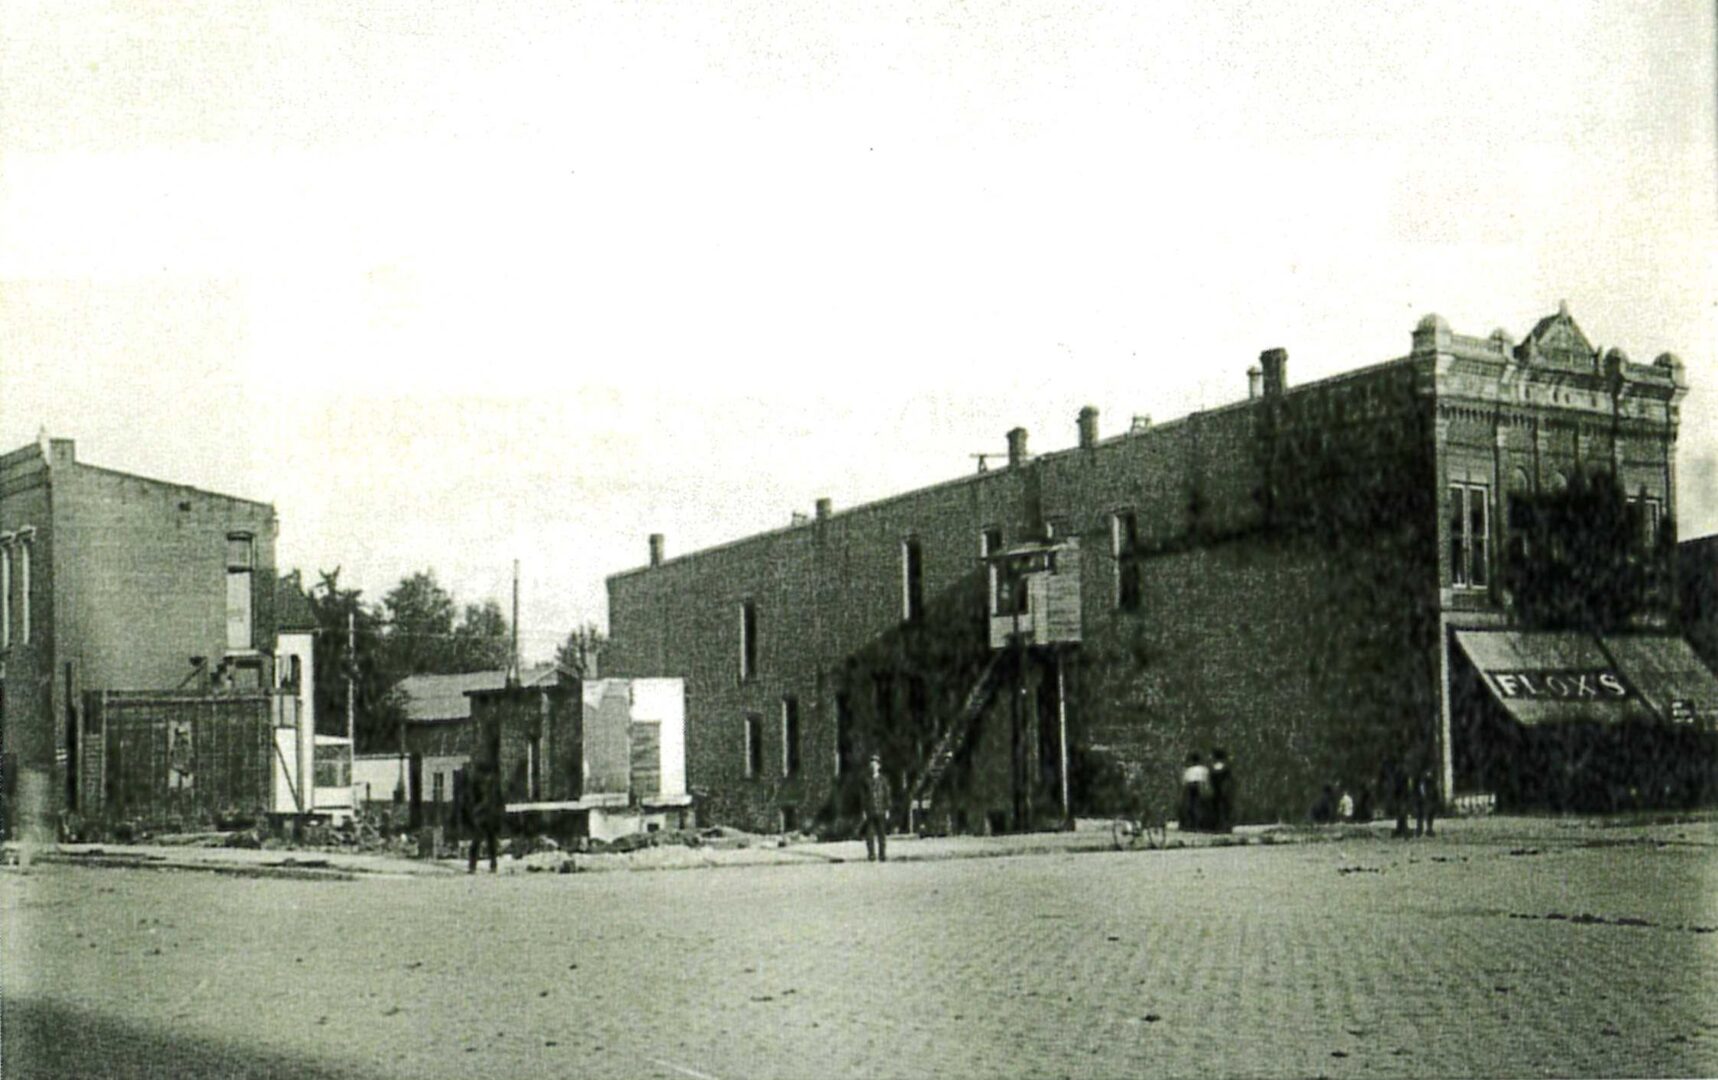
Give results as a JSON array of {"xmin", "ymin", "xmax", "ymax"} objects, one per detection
[
  {"xmin": 1600, "ymin": 635, "xmax": 1718, "ymax": 729},
  {"xmin": 1453, "ymin": 630, "xmax": 1656, "ymax": 727}
]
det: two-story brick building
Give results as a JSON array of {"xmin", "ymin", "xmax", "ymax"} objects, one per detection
[
  {"xmin": 0, "ymin": 437, "xmax": 283, "ymax": 836},
  {"xmin": 605, "ymin": 307, "xmax": 1716, "ymax": 832}
]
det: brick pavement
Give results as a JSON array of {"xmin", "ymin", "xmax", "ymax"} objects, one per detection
[{"xmin": 4, "ymin": 823, "xmax": 1715, "ymax": 1079}]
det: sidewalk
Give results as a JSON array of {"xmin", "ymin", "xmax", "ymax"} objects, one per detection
[{"xmin": 9, "ymin": 810, "xmax": 1714, "ymax": 879}]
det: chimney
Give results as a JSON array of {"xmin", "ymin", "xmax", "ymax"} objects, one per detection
[
  {"xmin": 1247, "ymin": 366, "xmax": 1263, "ymax": 399},
  {"xmin": 648, "ymin": 533, "xmax": 664, "ymax": 567},
  {"xmin": 815, "ymin": 497, "xmax": 832, "ymax": 521},
  {"xmin": 1077, "ymin": 406, "xmax": 1099, "ymax": 449},
  {"xmin": 1006, "ymin": 427, "xmax": 1029, "ymax": 468},
  {"xmin": 1259, "ymin": 348, "xmax": 1287, "ymax": 397}
]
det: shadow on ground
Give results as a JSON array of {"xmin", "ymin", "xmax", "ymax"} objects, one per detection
[{"xmin": 3, "ymin": 997, "xmax": 374, "ymax": 1080}]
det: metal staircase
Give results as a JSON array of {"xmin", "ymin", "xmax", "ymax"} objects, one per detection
[{"xmin": 906, "ymin": 651, "xmax": 1006, "ymax": 811}]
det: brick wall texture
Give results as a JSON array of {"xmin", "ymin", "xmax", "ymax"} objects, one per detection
[
  {"xmin": 1, "ymin": 439, "xmax": 277, "ymax": 824},
  {"xmin": 607, "ymin": 311, "xmax": 1688, "ymax": 832}
]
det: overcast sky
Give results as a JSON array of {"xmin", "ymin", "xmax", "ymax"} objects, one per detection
[{"xmin": 2, "ymin": 0, "xmax": 1714, "ymax": 660}]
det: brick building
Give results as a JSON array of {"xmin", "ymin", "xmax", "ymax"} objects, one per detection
[
  {"xmin": 607, "ymin": 306, "xmax": 1713, "ymax": 832},
  {"xmin": 1, "ymin": 437, "xmax": 280, "ymax": 834}
]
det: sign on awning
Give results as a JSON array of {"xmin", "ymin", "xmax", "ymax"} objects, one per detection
[{"xmin": 1454, "ymin": 630, "xmax": 1654, "ymax": 727}]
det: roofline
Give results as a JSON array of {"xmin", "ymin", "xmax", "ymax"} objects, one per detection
[
  {"xmin": 73, "ymin": 459, "xmax": 277, "ymax": 514},
  {"xmin": 607, "ymin": 352, "xmax": 1425, "ymax": 583}
]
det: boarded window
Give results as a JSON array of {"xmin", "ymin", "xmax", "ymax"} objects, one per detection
[{"xmin": 631, "ymin": 721, "xmax": 662, "ymax": 797}]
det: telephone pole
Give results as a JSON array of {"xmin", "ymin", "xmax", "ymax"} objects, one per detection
[
  {"xmin": 346, "ymin": 608, "xmax": 356, "ymax": 745},
  {"xmin": 510, "ymin": 559, "xmax": 521, "ymax": 686}
]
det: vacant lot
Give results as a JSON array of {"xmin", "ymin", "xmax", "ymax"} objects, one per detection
[{"xmin": 5, "ymin": 823, "xmax": 1716, "ymax": 1079}]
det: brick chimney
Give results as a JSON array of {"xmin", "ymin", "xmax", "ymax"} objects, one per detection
[
  {"xmin": 1007, "ymin": 427, "xmax": 1029, "ymax": 468},
  {"xmin": 648, "ymin": 533, "xmax": 664, "ymax": 567},
  {"xmin": 1077, "ymin": 406, "xmax": 1099, "ymax": 449},
  {"xmin": 1247, "ymin": 366, "xmax": 1263, "ymax": 399},
  {"xmin": 815, "ymin": 497, "xmax": 832, "ymax": 521},
  {"xmin": 1259, "ymin": 348, "xmax": 1287, "ymax": 397}
]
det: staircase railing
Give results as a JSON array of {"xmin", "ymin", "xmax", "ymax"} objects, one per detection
[{"xmin": 906, "ymin": 650, "xmax": 1006, "ymax": 812}]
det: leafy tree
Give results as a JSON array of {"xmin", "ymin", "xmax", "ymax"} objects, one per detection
[
  {"xmin": 555, "ymin": 623, "xmax": 606, "ymax": 679},
  {"xmin": 307, "ymin": 568, "xmax": 406, "ymax": 752},
  {"xmin": 380, "ymin": 570, "xmax": 458, "ymax": 676},
  {"xmin": 1501, "ymin": 469, "xmax": 1673, "ymax": 632},
  {"xmin": 451, "ymin": 599, "xmax": 513, "ymax": 673}
]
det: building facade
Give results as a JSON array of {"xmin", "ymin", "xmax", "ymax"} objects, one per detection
[
  {"xmin": 1, "ymin": 437, "xmax": 280, "ymax": 834},
  {"xmin": 605, "ymin": 307, "xmax": 1709, "ymax": 831}
]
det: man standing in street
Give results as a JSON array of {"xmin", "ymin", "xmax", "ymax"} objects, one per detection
[
  {"xmin": 862, "ymin": 753, "xmax": 891, "ymax": 862},
  {"xmin": 466, "ymin": 766, "xmax": 503, "ymax": 874}
]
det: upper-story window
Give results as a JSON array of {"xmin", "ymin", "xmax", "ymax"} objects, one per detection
[
  {"xmin": 1448, "ymin": 484, "xmax": 1489, "ymax": 589},
  {"xmin": 980, "ymin": 528, "xmax": 1003, "ymax": 616},
  {"xmin": 739, "ymin": 600, "xmax": 758, "ymax": 680},
  {"xmin": 226, "ymin": 534, "xmax": 254, "ymax": 651},
  {"xmin": 1627, "ymin": 493, "xmax": 1663, "ymax": 550},
  {"xmin": 901, "ymin": 537, "xmax": 924, "ymax": 622},
  {"xmin": 16, "ymin": 537, "xmax": 30, "ymax": 645},
  {"xmin": 1111, "ymin": 511, "xmax": 1142, "ymax": 611}
]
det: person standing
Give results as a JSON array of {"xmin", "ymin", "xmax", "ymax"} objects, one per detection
[
  {"xmin": 862, "ymin": 753, "xmax": 892, "ymax": 862},
  {"xmin": 1209, "ymin": 748, "xmax": 1233, "ymax": 832},
  {"xmin": 467, "ymin": 767, "xmax": 503, "ymax": 874},
  {"xmin": 1383, "ymin": 757, "xmax": 1411, "ymax": 838},
  {"xmin": 1414, "ymin": 766, "xmax": 1439, "ymax": 838},
  {"xmin": 1180, "ymin": 753, "xmax": 1210, "ymax": 832}
]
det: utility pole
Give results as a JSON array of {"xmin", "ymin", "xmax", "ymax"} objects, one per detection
[
  {"xmin": 346, "ymin": 609, "xmax": 356, "ymax": 745},
  {"xmin": 510, "ymin": 559, "xmax": 521, "ymax": 687}
]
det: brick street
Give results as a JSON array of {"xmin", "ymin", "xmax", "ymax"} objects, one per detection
[{"xmin": 4, "ymin": 822, "xmax": 1716, "ymax": 1079}]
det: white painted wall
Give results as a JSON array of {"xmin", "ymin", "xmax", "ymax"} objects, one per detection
[{"xmin": 629, "ymin": 678, "xmax": 686, "ymax": 799}]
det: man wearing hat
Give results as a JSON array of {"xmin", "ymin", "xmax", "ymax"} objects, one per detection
[{"xmin": 861, "ymin": 752, "xmax": 892, "ymax": 862}]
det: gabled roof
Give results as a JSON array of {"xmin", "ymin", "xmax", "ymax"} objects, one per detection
[
  {"xmin": 275, "ymin": 572, "xmax": 320, "ymax": 633},
  {"xmin": 1515, "ymin": 301, "xmax": 1597, "ymax": 368},
  {"xmin": 396, "ymin": 664, "xmax": 560, "ymax": 723}
]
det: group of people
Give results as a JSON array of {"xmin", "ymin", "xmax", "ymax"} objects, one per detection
[
  {"xmin": 1310, "ymin": 759, "xmax": 1438, "ymax": 838},
  {"xmin": 1179, "ymin": 749, "xmax": 1235, "ymax": 833}
]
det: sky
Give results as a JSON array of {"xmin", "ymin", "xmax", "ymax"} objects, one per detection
[{"xmin": 2, "ymin": 0, "xmax": 1715, "ymax": 661}]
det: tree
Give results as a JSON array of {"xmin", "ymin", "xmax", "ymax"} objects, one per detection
[
  {"xmin": 1502, "ymin": 469, "xmax": 1673, "ymax": 632},
  {"xmin": 307, "ymin": 567, "xmax": 406, "ymax": 753},
  {"xmin": 451, "ymin": 599, "xmax": 513, "ymax": 673},
  {"xmin": 380, "ymin": 570, "xmax": 458, "ymax": 676},
  {"xmin": 556, "ymin": 623, "xmax": 606, "ymax": 679}
]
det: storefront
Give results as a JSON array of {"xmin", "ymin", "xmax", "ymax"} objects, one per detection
[{"xmin": 1451, "ymin": 629, "xmax": 1718, "ymax": 811}]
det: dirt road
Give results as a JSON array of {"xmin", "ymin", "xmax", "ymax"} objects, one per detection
[{"xmin": 5, "ymin": 823, "xmax": 1715, "ymax": 1078}]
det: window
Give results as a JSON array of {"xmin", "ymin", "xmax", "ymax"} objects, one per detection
[
  {"xmin": 780, "ymin": 806, "xmax": 799, "ymax": 833},
  {"xmin": 1, "ymin": 546, "xmax": 9, "ymax": 650},
  {"xmin": 744, "ymin": 713, "xmax": 764, "ymax": 778},
  {"xmin": 1628, "ymin": 494, "xmax": 1663, "ymax": 550},
  {"xmin": 834, "ymin": 692, "xmax": 854, "ymax": 777},
  {"xmin": 16, "ymin": 539, "xmax": 29, "ymax": 645},
  {"xmin": 980, "ymin": 528, "xmax": 1003, "ymax": 615},
  {"xmin": 226, "ymin": 533, "xmax": 253, "ymax": 651},
  {"xmin": 1448, "ymin": 484, "xmax": 1490, "ymax": 588},
  {"xmin": 739, "ymin": 600, "xmax": 758, "ymax": 680},
  {"xmin": 432, "ymin": 771, "xmax": 445, "ymax": 804},
  {"xmin": 781, "ymin": 695, "xmax": 801, "ymax": 777},
  {"xmin": 313, "ymin": 744, "xmax": 350, "ymax": 789},
  {"xmin": 1111, "ymin": 511, "xmax": 1141, "ymax": 611},
  {"xmin": 902, "ymin": 538, "xmax": 924, "ymax": 622}
]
